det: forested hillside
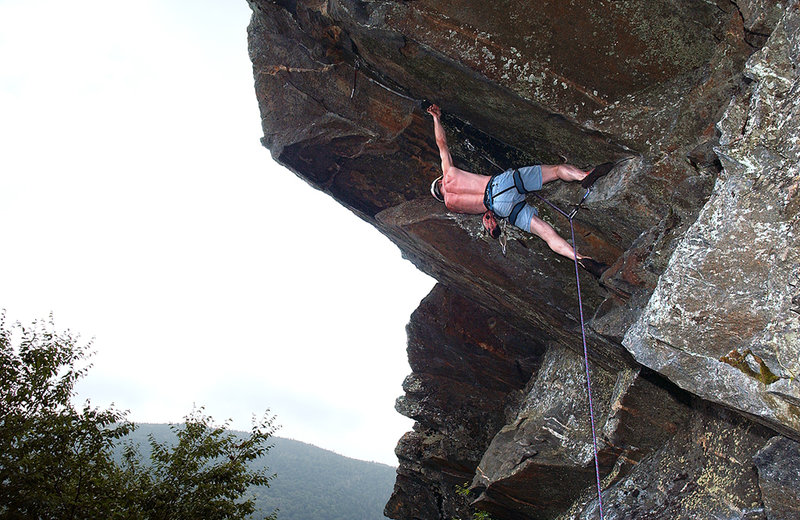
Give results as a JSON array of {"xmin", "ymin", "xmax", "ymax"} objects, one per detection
[{"xmin": 121, "ymin": 425, "xmax": 396, "ymax": 520}]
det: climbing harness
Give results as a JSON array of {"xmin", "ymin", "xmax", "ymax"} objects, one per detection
[{"xmin": 481, "ymin": 168, "xmax": 534, "ymax": 253}]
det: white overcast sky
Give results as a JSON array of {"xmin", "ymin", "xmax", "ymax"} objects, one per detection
[{"xmin": 0, "ymin": 0, "xmax": 434, "ymax": 466}]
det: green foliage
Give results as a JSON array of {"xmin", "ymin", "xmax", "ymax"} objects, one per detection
[
  {"xmin": 455, "ymin": 482, "xmax": 472, "ymax": 498},
  {"xmin": 0, "ymin": 313, "xmax": 133, "ymax": 519},
  {"xmin": 123, "ymin": 409, "xmax": 278, "ymax": 520},
  {"xmin": 452, "ymin": 482, "xmax": 496, "ymax": 520},
  {"xmin": 0, "ymin": 312, "xmax": 276, "ymax": 520}
]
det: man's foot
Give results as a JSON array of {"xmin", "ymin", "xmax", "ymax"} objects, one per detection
[
  {"xmin": 581, "ymin": 162, "xmax": 615, "ymax": 189},
  {"xmin": 577, "ymin": 257, "xmax": 609, "ymax": 279}
]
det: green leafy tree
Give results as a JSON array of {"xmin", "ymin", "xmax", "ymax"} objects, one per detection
[
  {"xmin": 0, "ymin": 313, "xmax": 133, "ymax": 519},
  {"xmin": 0, "ymin": 312, "xmax": 277, "ymax": 520},
  {"xmin": 124, "ymin": 409, "xmax": 278, "ymax": 520}
]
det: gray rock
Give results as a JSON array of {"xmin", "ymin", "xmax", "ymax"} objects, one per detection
[
  {"xmin": 736, "ymin": 0, "xmax": 787, "ymax": 36},
  {"xmin": 754, "ymin": 436, "xmax": 800, "ymax": 520},
  {"xmin": 623, "ymin": 1, "xmax": 800, "ymax": 439},
  {"xmin": 570, "ymin": 403, "xmax": 771, "ymax": 520},
  {"xmin": 470, "ymin": 347, "xmax": 616, "ymax": 519}
]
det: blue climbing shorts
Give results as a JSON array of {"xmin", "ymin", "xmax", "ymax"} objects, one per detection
[{"xmin": 483, "ymin": 165, "xmax": 542, "ymax": 233}]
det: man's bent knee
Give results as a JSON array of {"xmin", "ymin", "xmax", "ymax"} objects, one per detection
[{"xmin": 528, "ymin": 216, "xmax": 554, "ymax": 239}]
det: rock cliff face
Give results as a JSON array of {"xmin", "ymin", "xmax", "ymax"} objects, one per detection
[{"xmin": 247, "ymin": 1, "xmax": 800, "ymax": 518}]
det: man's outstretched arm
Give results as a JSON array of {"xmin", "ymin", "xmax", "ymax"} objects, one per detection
[{"xmin": 427, "ymin": 104, "xmax": 453, "ymax": 172}]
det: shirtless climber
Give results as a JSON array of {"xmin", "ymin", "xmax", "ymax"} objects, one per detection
[{"xmin": 426, "ymin": 104, "xmax": 608, "ymax": 277}]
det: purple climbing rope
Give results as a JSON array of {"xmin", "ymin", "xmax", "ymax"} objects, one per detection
[
  {"xmin": 568, "ymin": 216, "xmax": 605, "ymax": 520},
  {"xmin": 533, "ymin": 189, "xmax": 604, "ymax": 518},
  {"xmin": 532, "ymin": 192, "xmax": 571, "ymax": 219}
]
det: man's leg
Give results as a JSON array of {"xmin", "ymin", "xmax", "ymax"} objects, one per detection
[
  {"xmin": 541, "ymin": 164, "xmax": 589, "ymax": 185},
  {"xmin": 529, "ymin": 215, "xmax": 584, "ymax": 260}
]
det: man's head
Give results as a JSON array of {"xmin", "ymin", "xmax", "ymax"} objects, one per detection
[{"xmin": 430, "ymin": 175, "xmax": 444, "ymax": 202}]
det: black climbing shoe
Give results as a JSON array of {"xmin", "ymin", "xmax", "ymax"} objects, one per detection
[
  {"xmin": 581, "ymin": 162, "xmax": 615, "ymax": 189},
  {"xmin": 578, "ymin": 257, "xmax": 609, "ymax": 279}
]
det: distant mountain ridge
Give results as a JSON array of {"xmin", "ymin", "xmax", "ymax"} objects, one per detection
[{"xmin": 119, "ymin": 424, "xmax": 396, "ymax": 520}]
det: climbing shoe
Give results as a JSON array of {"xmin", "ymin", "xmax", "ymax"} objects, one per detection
[
  {"xmin": 578, "ymin": 257, "xmax": 609, "ymax": 279},
  {"xmin": 581, "ymin": 162, "xmax": 615, "ymax": 189}
]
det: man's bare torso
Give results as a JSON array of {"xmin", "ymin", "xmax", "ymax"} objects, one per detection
[{"xmin": 441, "ymin": 166, "xmax": 491, "ymax": 214}]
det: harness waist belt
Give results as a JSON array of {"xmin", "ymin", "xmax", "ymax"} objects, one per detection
[
  {"xmin": 512, "ymin": 168, "xmax": 527, "ymax": 194},
  {"xmin": 483, "ymin": 175, "xmax": 496, "ymax": 211},
  {"xmin": 508, "ymin": 200, "xmax": 527, "ymax": 227}
]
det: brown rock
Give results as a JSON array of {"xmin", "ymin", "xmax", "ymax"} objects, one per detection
[{"xmin": 247, "ymin": 0, "xmax": 800, "ymax": 517}]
